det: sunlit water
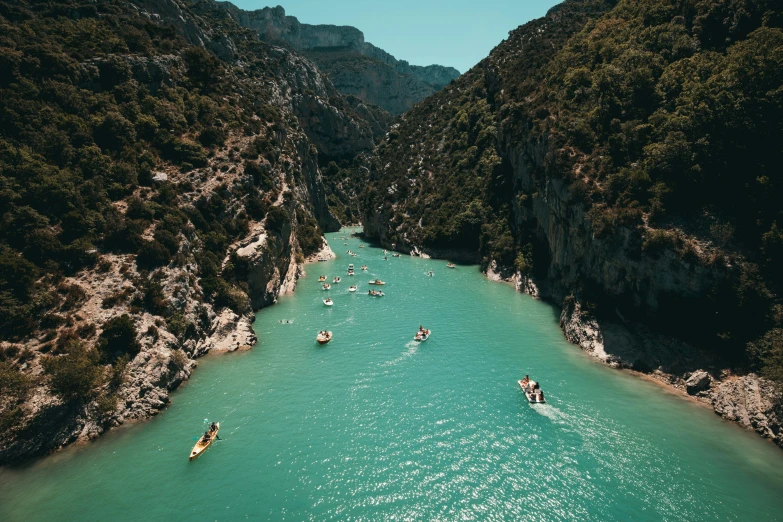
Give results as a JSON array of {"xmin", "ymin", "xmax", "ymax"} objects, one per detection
[{"xmin": 2, "ymin": 228, "xmax": 783, "ymax": 521}]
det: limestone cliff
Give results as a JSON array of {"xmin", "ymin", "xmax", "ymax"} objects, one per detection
[
  {"xmin": 0, "ymin": 0, "xmax": 376, "ymax": 464},
  {"xmin": 217, "ymin": 3, "xmax": 460, "ymax": 115},
  {"xmin": 361, "ymin": 0, "xmax": 783, "ymax": 447}
]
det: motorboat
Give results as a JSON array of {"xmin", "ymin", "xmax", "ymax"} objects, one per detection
[
  {"xmin": 322, "ymin": 283, "xmax": 331, "ymax": 290},
  {"xmin": 333, "ymin": 277, "xmax": 341, "ymax": 284},
  {"xmin": 518, "ymin": 378, "xmax": 546, "ymax": 403},
  {"xmin": 361, "ymin": 265, "xmax": 368, "ymax": 271},
  {"xmin": 189, "ymin": 422, "xmax": 220, "ymax": 461},
  {"xmin": 360, "ymin": 245, "xmax": 364, "ymax": 248},
  {"xmin": 348, "ymin": 270, "xmax": 355, "ymax": 276},
  {"xmin": 427, "ymin": 271, "xmax": 434, "ymax": 277},
  {"xmin": 348, "ymin": 286, "xmax": 357, "ymax": 292},
  {"xmin": 368, "ymin": 290, "xmax": 385, "ymax": 297},
  {"xmin": 368, "ymin": 279, "xmax": 385, "ymax": 285},
  {"xmin": 318, "ymin": 275, "xmax": 326, "ymax": 282},
  {"xmin": 414, "ymin": 329, "xmax": 430, "ymax": 341},
  {"xmin": 392, "ymin": 254, "xmax": 400, "ymax": 257},
  {"xmin": 323, "ymin": 298, "xmax": 333, "ymax": 306},
  {"xmin": 316, "ymin": 331, "xmax": 332, "ymax": 344},
  {"xmin": 348, "ymin": 264, "xmax": 354, "ymax": 270},
  {"xmin": 447, "ymin": 263, "xmax": 456, "ymax": 269}
]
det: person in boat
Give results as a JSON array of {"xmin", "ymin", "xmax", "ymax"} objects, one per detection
[
  {"xmin": 539, "ymin": 391, "xmax": 545, "ymax": 402},
  {"xmin": 210, "ymin": 422, "xmax": 217, "ymax": 432},
  {"xmin": 521, "ymin": 375, "xmax": 530, "ymax": 387}
]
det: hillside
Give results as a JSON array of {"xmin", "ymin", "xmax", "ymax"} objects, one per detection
[
  {"xmin": 218, "ymin": 4, "xmax": 461, "ymax": 115},
  {"xmin": 0, "ymin": 0, "xmax": 379, "ymax": 463},
  {"xmin": 362, "ymin": 0, "xmax": 783, "ymax": 445}
]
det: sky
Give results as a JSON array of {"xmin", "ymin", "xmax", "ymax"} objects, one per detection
[{"xmin": 228, "ymin": 0, "xmax": 563, "ymax": 73}]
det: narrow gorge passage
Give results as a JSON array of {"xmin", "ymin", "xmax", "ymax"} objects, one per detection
[{"xmin": 2, "ymin": 231, "xmax": 783, "ymax": 521}]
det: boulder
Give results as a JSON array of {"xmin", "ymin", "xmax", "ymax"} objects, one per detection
[{"xmin": 685, "ymin": 370, "xmax": 711, "ymax": 394}]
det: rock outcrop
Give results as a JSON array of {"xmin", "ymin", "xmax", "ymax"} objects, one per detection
[{"xmin": 218, "ymin": 3, "xmax": 460, "ymax": 115}]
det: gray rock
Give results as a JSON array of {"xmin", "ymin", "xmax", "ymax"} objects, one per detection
[{"xmin": 685, "ymin": 370, "xmax": 711, "ymax": 394}]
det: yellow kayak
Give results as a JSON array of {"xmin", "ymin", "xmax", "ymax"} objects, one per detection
[{"xmin": 189, "ymin": 422, "xmax": 219, "ymax": 461}]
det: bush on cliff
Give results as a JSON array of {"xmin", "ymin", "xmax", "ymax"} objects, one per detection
[
  {"xmin": 97, "ymin": 315, "xmax": 140, "ymax": 362},
  {"xmin": 42, "ymin": 342, "xmax": 104, "ymax": 402}
]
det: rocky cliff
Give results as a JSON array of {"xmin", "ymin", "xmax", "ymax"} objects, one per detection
[
  {"xmin": 0, "ymin": 0, "xmax": 378, "ymax": 464},
  {"xmin": 217, "ymin": 3, "xmax": 460, "ymax": 115},
  {"xmin": 361, "ymin": 0, "xmax": 783, "ymax": 447}
]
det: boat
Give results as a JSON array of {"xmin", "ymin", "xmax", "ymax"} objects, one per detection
[
  {"xmin": 361, "ymin": 265, "xmax": 368, "ymax": 270},
  {"xmin": 360, "ymin": 245, "xmax": 364, "ymax": 248},
  {"xmin": 322, "ymin": 283, "xmax": 331, "ymax": 290},
  {"xmin": 350, "ymin": 253, "xmax": 357, "ymax": 257},
  {"xmin": 427, "ymin": 271, "xmax": 434, "ymax": 277},
  {"xmin": 447, "ymin": 263, "xmax": 456, "ymax": 269},
  {"xmin": 518, "ymin": 378, "xmax": 546, "ymax": 404},
  {"xmin": 392, "ymin": 253, "xmax": 400, "ymax": 257},
  {"xmin": 414, "ymin": 328, "xmax": 431, "ymax": 342},
  {"xmin": 316, "ymin": 331, "xmax": 332, "ymax": 344},
  {"xmin": 323, "ymin": 298, "xmax": 333, "ymax": 306},
  {"xmin": 333, "ymin": 277, "xmax": 341, "ymax": 284},
  {"xmin": 318, "ymin": 275, "xmax": 326, "ymax": 282},
  {"xmin": 347, "ymin": 270, "xmax": 355, "ymax": 276},
  {"xmin": 189, "ymin": 422, "xmax": 220, "ymax": 461},
  {"xmin": 368, "ymin": 290, "xmax": 385, "ymax": 297},
  {"xmin": 368, "ymin": 279, "xmax": 385, "ymax": 285},
  {"xmin": 348, "ymin": 264, "xmax": 354, "ymax": 270},
  {"xmin": 348, "ymin": 286, "xmax": 357, "ymax": 292}
]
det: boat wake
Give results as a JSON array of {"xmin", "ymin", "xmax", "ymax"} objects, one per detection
[
  {"xmin": 380, "ymin": 341, "xmax": 419, "ymax": 367},
  {"xmin": 530, "ymin": 403, "xmax": 567, "ymax": 423}
]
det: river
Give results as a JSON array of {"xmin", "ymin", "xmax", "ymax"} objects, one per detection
[{"xmin": 1, "ymin": 228, "xmax": 782, "ymax": 521}]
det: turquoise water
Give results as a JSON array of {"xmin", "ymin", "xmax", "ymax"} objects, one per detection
[{"xmin": 2, "ymin": 228, "xmax": 783, "ymax": 521}]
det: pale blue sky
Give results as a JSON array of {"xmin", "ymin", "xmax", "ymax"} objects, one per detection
[{"xmin": 229, "ymin": 0, "xmax": 562, "ymax": 73}]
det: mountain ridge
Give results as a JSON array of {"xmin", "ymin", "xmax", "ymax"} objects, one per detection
[{"xmin": 217, "ymin": 3, "xmax": 461, "ymax": 114}]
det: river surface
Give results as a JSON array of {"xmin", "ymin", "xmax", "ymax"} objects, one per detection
[{"xmin": 2, "ymin": 228, "xmax": 783, "ymax": 521}]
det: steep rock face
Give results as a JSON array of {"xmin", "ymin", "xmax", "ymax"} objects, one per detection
[
  {"xmin": 217, "ymin": 3, "xmax": 460, "ymax": 114},
  {"xmin": 0, "ymin": 0, "xmax": 375, "ymax": 464},
  {"xmin": 361, "ymin": 0, "xmax": 783, "ymax": 446}
]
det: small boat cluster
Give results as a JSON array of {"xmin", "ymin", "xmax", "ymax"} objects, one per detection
[{"xmin": 188, "ymin": 231, "xmax": 547, "ymax": 462}]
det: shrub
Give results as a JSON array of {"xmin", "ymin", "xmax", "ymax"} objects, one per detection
[
  {"xmin": 265, "ymin": 205, "xmax": 289, "ymax": 233},
  {"xmin": 98, "ymin": 315, "xmax": 140, "ymax": 362},
  {"xmin": 42, "ymin": 342, "xmax": 103, "ymax": 401},
  {"xmin": 136, "ymin": 240, "xmax": 172, "ymax": 269}
]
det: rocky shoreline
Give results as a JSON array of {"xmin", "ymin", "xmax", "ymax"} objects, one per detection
[
  {"xmin": 539, "ymin": 275, "xmax": 781, "ymax": 448},
  {"xmin": 359, "ymin": 229, "xmax": 783, "ymax": 449}
]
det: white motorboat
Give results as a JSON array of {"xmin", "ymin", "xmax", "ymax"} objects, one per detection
[
  {"xmin": 414, "ymin": 329, "xmax": 431, "ymax": 342},
  {"xmin": 322, "ymin": 284, "xmax": 331, "ymax": 290},
  {"xmin": 348, "ymin": 286, "xmax": 357, "ymax": 292},
  {"xmin": 333, "ymin": 277, "xmax": 341, "ymax": 284},
  {"xmin": 361, "ymin": 265, "xmax": 368, "ymax": 271},
  {"xmin": 348, "ymin": 264, "xmax": 354, "ymax": 270},
  {"xmin": 323, "ymin": 298, "xmax": 333, "ymax": 306},
  {"xmin": 518, "ymin": 379, "xmax": 546, "ymax": 404}
]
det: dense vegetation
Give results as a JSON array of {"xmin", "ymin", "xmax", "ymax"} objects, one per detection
[
  {"xmin": 363, "ymin": 0, "xmax": 783, "ymax": 380},
  {"xmin": 0, "ymin": 0, "xmax": 368, "ymax": 443}
]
